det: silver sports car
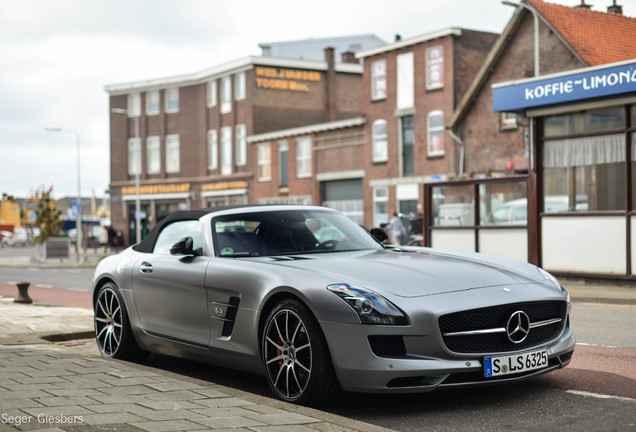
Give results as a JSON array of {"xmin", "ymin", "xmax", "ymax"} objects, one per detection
[{"xmin": 92, "ymin": 205, "xmax": 574, "ymax": 405}]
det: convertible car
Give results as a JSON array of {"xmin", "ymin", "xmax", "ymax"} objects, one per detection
[{"xmin": 92, "ymin": 205, "xmax": 574, "ymax": 405}]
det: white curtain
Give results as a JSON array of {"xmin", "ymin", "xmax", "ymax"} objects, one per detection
[{"xmin": 543, "ymin": 133, "xmax": 625, "ymax": 168}]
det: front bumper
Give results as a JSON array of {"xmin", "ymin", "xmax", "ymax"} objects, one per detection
[{"xmin": 320, "ymin": 315, "xmax": 575, "ymax": 394}]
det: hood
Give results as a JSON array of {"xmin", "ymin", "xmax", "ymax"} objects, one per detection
[{"xmin": 258, "ymin": 249, "xmax": 539, "ymax": 298}]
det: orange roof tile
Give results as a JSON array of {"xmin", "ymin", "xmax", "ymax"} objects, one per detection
[{"xmin": 529, "ymin": 0, "xmax": 636, "ymax": 66}]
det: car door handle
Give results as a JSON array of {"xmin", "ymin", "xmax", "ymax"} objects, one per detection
[{"xmin": 140, "ymin": 262, "xmax": 153, "ymax": 273}]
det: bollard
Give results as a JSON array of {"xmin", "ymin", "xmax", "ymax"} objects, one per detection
[{"xmin": 14, "ymin": 282, "xmax": 33, "ymax": 304}]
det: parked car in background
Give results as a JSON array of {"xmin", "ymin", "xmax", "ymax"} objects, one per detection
[
  {"xmin": 484, "ymin": 195, "xmax": 588, "ymax": 225},
  {"xmin": 92, "ymin": 205, "xmax": 575, "ymax": 405}
]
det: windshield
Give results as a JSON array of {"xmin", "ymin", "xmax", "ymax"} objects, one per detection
[{"xmin": 212, "ymin": 209, "xmax": 382, "ymax": 257}]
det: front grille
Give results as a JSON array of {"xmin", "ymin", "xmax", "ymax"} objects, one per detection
[
  {"xmin": 368, "ymin": 335, "xmax": 407, "ymax": 358},
  {"xmin": 439, "ymin": 301, "xmax": 566, "ymax": 353}
]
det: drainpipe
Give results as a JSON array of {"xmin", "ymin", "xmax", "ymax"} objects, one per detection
[{"xmin": 449, "ymin": 130, "xmax": 465, "ymax": 176}]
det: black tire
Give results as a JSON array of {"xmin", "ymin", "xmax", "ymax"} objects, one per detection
[
  {"xmin": 94, "ymin": 283, "xmax": 147, "ymax": 361},
  {"xmin": 262, "ymin": 299, "xmax": 340, "ymax": 406}
]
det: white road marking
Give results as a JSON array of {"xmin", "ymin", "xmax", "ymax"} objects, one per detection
[{"xmin": 567, "ymin": 390, "xmax": 636, "ymax": 403}]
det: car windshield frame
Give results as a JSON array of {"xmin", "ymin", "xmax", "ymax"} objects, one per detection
[{"xmin": 211, "ymin": 209, "xmax": 382, "ymax": 257}]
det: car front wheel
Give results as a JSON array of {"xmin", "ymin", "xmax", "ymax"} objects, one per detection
[
  {"xmin": 94, "ymin": 283, "xmax": 146, "ymax": 360},
  {"xmin": 262, "ymin": 299, "xmax": 339, "ymax": 406}
]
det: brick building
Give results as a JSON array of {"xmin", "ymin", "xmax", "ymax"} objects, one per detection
[{"xmin": 105, "ymin": 49, "xmax": 364, "ymax": 244}]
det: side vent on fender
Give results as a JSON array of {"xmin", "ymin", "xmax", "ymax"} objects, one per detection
[{"xmin": 214, "ymin": 296, "xmax": 240, "ymax": 337}]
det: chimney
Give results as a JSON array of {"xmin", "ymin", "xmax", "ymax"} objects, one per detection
[
  {"xmin": 324, "ymin": 47, "xmax": 337, "ymax": 122},
  {"xmin": 395, "ymin": 34, "xmax": 402, "ymax": 42},
  {"xmin": 341, "ymin": 51, "xmax": 358, "ymax": 64},
  {"xmin": 575, "ymin": 0, "xmax": 592, "ymax": 9},
  {"xmin": 607, "ymin": 0, "xmax": 623, "ymax": 14}
]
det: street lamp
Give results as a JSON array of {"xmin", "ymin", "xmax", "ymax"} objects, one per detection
[
  {"xmin": 111, "ymin": 108, "xmax": 142, "ymax": 244},
  {"xmin": 45, "ymin": 127, "xmax": 83, "ymax": 258},
  {"xmin": 502, "ymin": 0, "xmax": 540, "ymax": 76}
]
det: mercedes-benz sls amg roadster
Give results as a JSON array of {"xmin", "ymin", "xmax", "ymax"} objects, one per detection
[{"xmin": 92, "ymin": 205, "xmax": 574, "ymax": 405}]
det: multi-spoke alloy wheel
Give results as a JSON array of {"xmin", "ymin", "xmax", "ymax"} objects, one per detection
[
  {"xmin": 94, "ymin": 283, "xmax": 146, "ymax": 360},
  {"xmin": 95, "ymin": 286, "xmax": 122, "ymax": 356},
  {"xmin": 262, "ymin": 299, "xmax": 339, "ymax": 405}
]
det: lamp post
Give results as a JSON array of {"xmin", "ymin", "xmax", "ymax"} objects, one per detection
[
  {"xmin": 502, "ymin": 0, "xmax": 540, "ymax": 77},
  {"xmin": 111, "ymin": 108, "xmax": 142, "ymax": 244},
  {"xmin": 45, "ymin": 127, "xmax": 82, "ymax": 258}
]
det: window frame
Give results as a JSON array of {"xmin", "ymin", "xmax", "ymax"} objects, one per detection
[
  {"xmin": 165, "ymin": 134, "xmax": 180, "ymax": 174},
  {"xmin": 371, "ymin": 59, "xmax": 387, "ymax": 101},
  {"xmin": 221, "ymin": 76, "xmax": 232, "ymax": 114},
  {"xmin": 426, "ymin": 45, "xmax": 444, "ymax": 90},
  {"xmin": 257, "ymin": 142, "xmax": 272, "ymax": 182},
  {"xmin": 146, "ymin": 136, "xmax": 161, "ymax": 175},
  {"xmin": 235, "ymin": 72, "xmax": 246, "ymax": 101},
  {"xmin": 220, "ymin": 126, "xmax": 233, "ymax": 176},
  {"xmin": 207, "ymin": 129, "xmax": 218, "ymax": 170},
  {"xmin": 127, "ymin": 93, "xmax": 141, "ymax": 117},
  {"xmin": 396, "ymin": 52, "xmax": 414, "ymax": 109},
  {"xmin": 372, "ymin": 119, "xmax": 388, "ymax": 163},
  {"xmin": 146, "ymin": 90, "xmax": 160, "ymax": 115},
  {"xmin": 278, "ymin": 140, "xmax": 289, "ymax": 188},
  {"xmin": 235, "ymin": 124, "xmax": 247, "ymax": 167},
  {"xmin": 427, "ymin": 110, "xmax": 445, "ymax": 157},
  {"xmin": 165, "ymin": 88, "xmax": 179, "ymax": 113},
  {"xmin": 127, "ymin": 137, "xmax": 142, "ymax": 176},
  {"xmin": 296, "ymin": 136, "xmax": 312, "ymax": 178},
  {"xmin": 207, "ymin": 81, "xmax": 217, "ymax": 108}
]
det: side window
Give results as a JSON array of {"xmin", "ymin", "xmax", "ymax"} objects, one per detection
[{"xmin": 153, "ymin": 220, "xmax": 202, "ymax": 255}]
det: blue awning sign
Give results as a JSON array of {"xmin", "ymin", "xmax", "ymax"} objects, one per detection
[{"xmin": 492, "ymin": 60, "xmax": 636, "ymax": 112}]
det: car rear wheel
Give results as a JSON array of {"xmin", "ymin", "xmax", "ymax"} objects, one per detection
[
  {"xmin": 94, "ymin": 283, "xmax": 146, "ymax": 360},
  {"xmin": 262, "ymin": 299, "xmax": 339, "ymax": 405}
]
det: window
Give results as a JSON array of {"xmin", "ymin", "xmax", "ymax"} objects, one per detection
[
  {"xmin": 146, "ymin": 91, "xmax": 160, "ymax": 115},
  {"xmin": 127, "ymin": 137, "xmax": 141, "ymax": 176},
  {"xmin": 279, "ymin": 140, "xmax": 289, "ymax": 188},
  {"xmin": 427, "ymin": 110, "xmax": 445, "ymax": 156},
  {"xmin": 153, "ymin": 220, "xmax": 202, "ymax": 255},
  {"xmin": 371, "ymin": 59, "xmax": 387, "ymax": 100},
  {"xmin": 372, "ymin": 119, "xmax": 388, "ymax": 162},
  {"xmin": 235, "ymin": 124, "xmax": 247, "ymax": 166},
  {"xmin": 220, "ymin": 126, "xmax": 232, "ymax": 175},
  {"xmin": 207, "ymin": 81, "xmax": 217, "ymax": 107},
  {"xmin": 501, "ymin": 112, "xmax": 518, "ymax": 129},
  {"xmin": 543, "ymin": 106, "xmax": 627, "ymax": 212},
  {"xmin": 165, "ymin": 134, "xmax": 180, "ymax": 173},
  {"xmin": 221, "ymin": 76, "xmax": 232, "ymax": 114},
  {"xmin": 235, "ymin": 72, "xmax": 246, "ymax": 100},
  {"xmin": 165, "ymin": 88, "xmax": 179, "ymax": 113},
  {"xmin": 258, "ymin": 142, "xmax": 272, "ymax": 181},
  {"xmin": 373, "ymin": 187, "xmax": 389, "ymax": 227},
  {"xmin": 427, "ymin": 45, "xmax": 444, "ymax": 90},
  {"xmin": 296, "ymin": 137, "xmax": 312, "ymax": 178},
  {"xmin": 401, "ymin": 116, "xmax": 414, "ymax": 176},
  {"xmin": 396, "ymin": 52, "xmax": 414, "ymax": 109},
  {"xmin": 146, "ymin": 136, "xmax": 161, "ymax": 174},
  {"xmin": 127, "ymin": 93, "xmax": 141, "ymax": 117},
  {"xmin": 207, "ymin": 129, "xmax": 218, "ymax": 170}
]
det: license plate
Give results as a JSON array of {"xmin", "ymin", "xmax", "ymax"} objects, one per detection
[{"xmin": 484, "ymin": 349, "xmax": 548, "ymax": 377}]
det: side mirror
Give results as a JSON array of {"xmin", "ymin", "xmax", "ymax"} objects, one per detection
[
  {"xmin": 170, "ymin": 236, "xmax": 198, "ymax": 256},
  {"xmin": 370, "ymin": 227, "xmax": 388, "ymax": 244}
]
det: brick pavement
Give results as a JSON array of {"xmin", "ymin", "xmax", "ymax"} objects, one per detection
[{"xmin": 0, "ymin": 302, "xmax": 393, "ymax": 432}]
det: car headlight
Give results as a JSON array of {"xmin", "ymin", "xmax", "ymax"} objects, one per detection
[
  {"xmin": 538, "ymin": 268, "xmax": 570, "ymax": 303},
  {"xmin": 327, "ymin": 283, "xmax": 408, "ymax": 325}
]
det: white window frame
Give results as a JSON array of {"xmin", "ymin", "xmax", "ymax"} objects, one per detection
[
  {"xmin": 427, "ymin": 110, "xmax": 445, "ymax": 157},
  {"xmin": 146, "ymin": 136, "xmax": 161, "ymax": 174},
  {"xmin": 235, "ymin": 124, "xmax": 247, "ymax": 167},
  {"xmin": 501, "ymin": 112, "xmax": 518, "ymax": 129},
  {"xmin": 165, "ymin": 134, "xmax": 180, "ymax": 173},
  {"xmin": 165, "ymin": 88, "xmax": 179, "ymax": 113},
  {"xmin": 127, "ymin": 93, "xmax": 141, "ymax": 117},
  {"xmin": 296, "ymin": 136, "xmax": 312, "ymax": 178},
  {"xmin": 372, "ymin": 119, "xmax": 388, "ymax": 163},
  {"xmin": 146, "ymin": 90, "xmax": 160, "ymax": 115},
  {"xmin": 426, "ymin": 45, "xmax": 444, "ymax": 90},
  {"xmin": 373, "ymin": 187, "xmax": 389, "ymax": 227},
  {"xmin": 207, "ymin": 81, "xmax": 217, "ymax": 107},
  {"xmin": 207, "ymin": 129, "xmax": 218, "ymax": 170},
  {"xmin": 371, "ymin": 59, "xmax": 387, "ymax": 100},
  {"xmin": 235, "ymin": 72, "xmax": 246, "ymax": 100},
  {"xmin": 127, "ymin": 137, "xmax": 141, "ymax": 176},
  {"xmin": 396, "ymin": 52, "xmax": 414, "ymax": 109},
  {"xmin": 221, "ymin": 76, "xmax": 232, "ymax": 114},
  {"xmin": 220, "ymin": 126, "xmax": 232, "ymax": 175},
  {"xmin": 278, "ymin": 140, "xmax": 289, "ymax": 187},
  {"xmin": 257, "ymin": 142, "xmax": 272, "ymax": 182}
]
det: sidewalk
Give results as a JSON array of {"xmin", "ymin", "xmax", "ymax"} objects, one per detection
[{"xmin": 0, "ymin": 301, "xmax": 393, "ymax": 432}]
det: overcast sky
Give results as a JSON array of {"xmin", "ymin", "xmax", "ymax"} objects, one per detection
[{"xmin": 1, "ymin": 0, "xmax": 633, "ymax": 199}]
